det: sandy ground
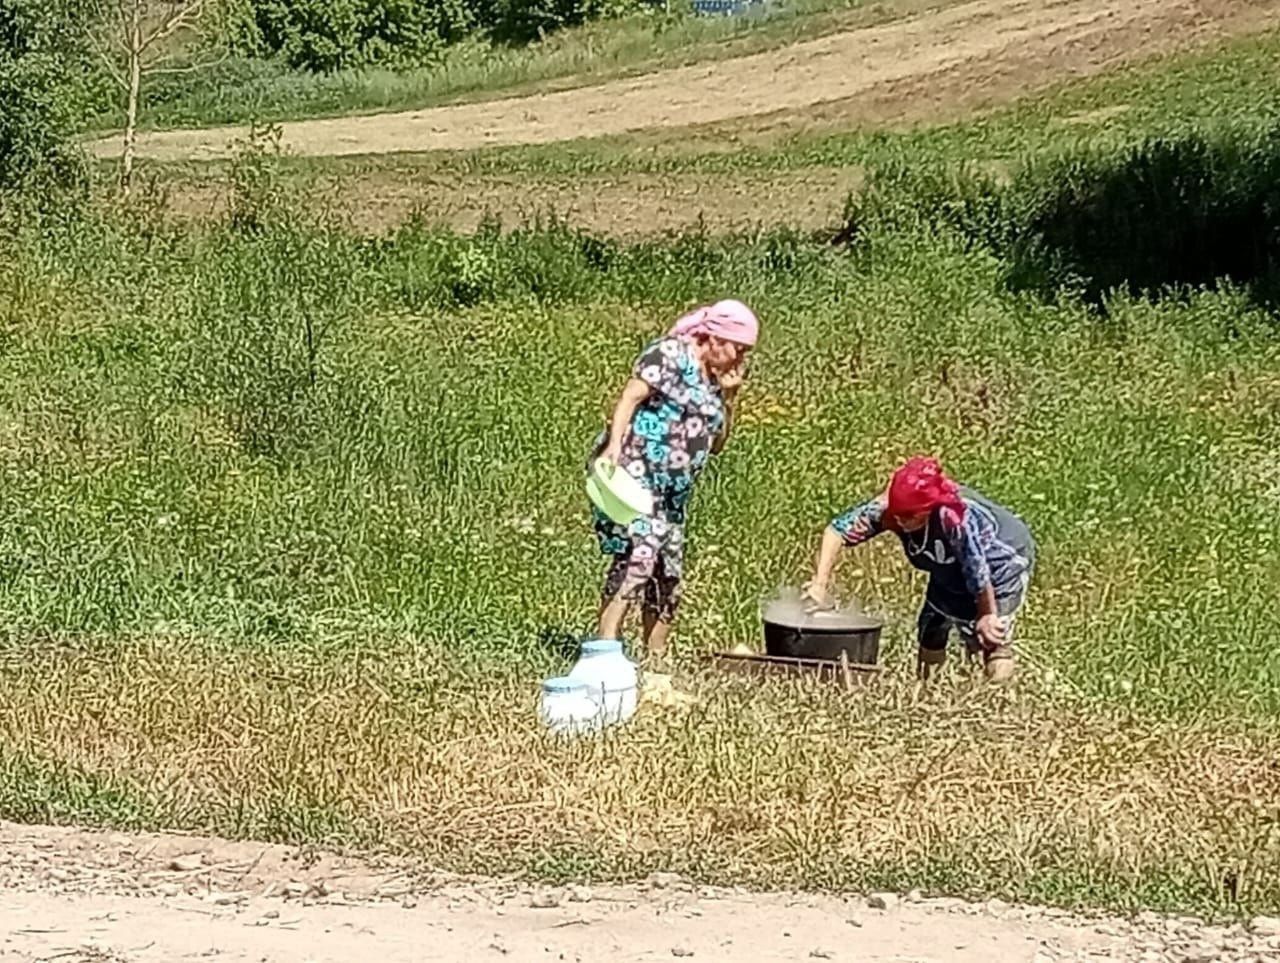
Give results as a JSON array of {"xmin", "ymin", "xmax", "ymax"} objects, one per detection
[
  {"xmin": 3, "ymin": 821, "xmax": 1280, "ymax": 963},
  {"xmin": 87, "ymin": 0, "xmax": 1280, "ymax": 163},
  {"xmin": 158, "ymin": 165, "xmax": 869, "ymax": 237}
]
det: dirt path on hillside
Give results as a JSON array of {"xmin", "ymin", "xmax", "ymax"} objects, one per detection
[
  {"xmin": 87, "ymin": 0, "xmax": 1279, "ymax": 163},
  {"xmin": 3, "ymin": 821, "xmax": 1279, "ymax": 963}
]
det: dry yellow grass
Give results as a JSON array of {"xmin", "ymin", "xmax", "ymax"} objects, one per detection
[{"xmin": 2, "ymin": 636, "xmax": 1277, "ymax": 912}]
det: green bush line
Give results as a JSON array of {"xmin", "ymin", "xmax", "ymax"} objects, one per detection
[{"xmin": 840, "ymin": 119, "xmax": 1280, "ymax": 311}]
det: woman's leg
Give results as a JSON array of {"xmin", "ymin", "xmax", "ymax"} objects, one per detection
[
  {"xmin": 984, "ymin": 575, "xmax": 1030, "ymax": 683},
  {"xmin": 981, "ymin": 612, "xmax": 1018, "ymax": 683},
  {"xmin": 597, "ymin": 535, "xmax": 661, "ymax": 640},
  {"xmin": 640, "ymin": 559, "xmax": 680, "ymax": 666},
  {"xmin": 597, "ymin": 555, "xmax": 636, "ymax": 639},
  {"xmin": 597, "ymin": 593, "xmax": 631, "ymax": 640},
  {"xmin": 957, "ymin": 608, "xmax": 1020, "ymax": 683},
  {"xmin": 984, "ymin": 644, "xmax": 1016, "ymax": 683},
  {"xmin": 916, "ymin": 603, "xmax": 951, "ymax": 680},
  {"xmin": 641, "ymin": 608, "xmax": 672, "ymax": 665}
]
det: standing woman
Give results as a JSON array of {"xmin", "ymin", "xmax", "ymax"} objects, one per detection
[
  {"xmin": 589, "ymin": 300, "xmax": 760, "ymax": 664},
  {"xmin": 804, "ymin": 457, "xmax": 1035, "ymax": 682}
]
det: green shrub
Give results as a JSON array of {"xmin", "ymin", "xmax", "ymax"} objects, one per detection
[
  {"xmin": 230, "ymin": 0, "xmax": 668, "ymax": 69},
  {"xmin": 0, "ymin": 0, "xmax": 92, "ymax": 203},
  {"xmin": 1002, "ymin": 122, "xmax": 1280, "ymax": 308},
  {"xmin": 835, "ymin": 158, "xmax": 1008, "ymax": 251},
  {"xmin": 842, "ymin": 122, "xmax": 1280, "ymax": 313},
  {"xmin": 234, "ymin": 0, "xmax": 478, "ymax": 72},
  {"xmin": 488, "ymin": 0, "xmax": 653, "ymax": 45}
]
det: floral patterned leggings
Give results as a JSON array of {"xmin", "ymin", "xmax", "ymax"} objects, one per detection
[
  {"xmin": 602, "ymin": 554, "xmax": 681, "ymax": 623},
  {"xmin": 597, "ymin": 507, "xmax": 685, "ymax": 623}
]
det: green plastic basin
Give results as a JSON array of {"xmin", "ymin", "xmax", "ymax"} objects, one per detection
[{"xmin": 587, "ymin": 458, "xmax": 654, "ymax": 526}]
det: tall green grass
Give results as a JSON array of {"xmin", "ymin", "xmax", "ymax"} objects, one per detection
[{"xmin": 840, "ymin": 120, "xmax": 1280, "ymax": 311}]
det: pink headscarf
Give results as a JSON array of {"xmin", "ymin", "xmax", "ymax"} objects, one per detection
[{"xmin": 670, "ymin": 300, "xmax": 759, "ymax": 347}]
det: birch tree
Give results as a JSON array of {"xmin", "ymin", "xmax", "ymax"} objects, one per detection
[{"xmin": 88, "ymin": 0, "xmax": 226, "ymax": 192}]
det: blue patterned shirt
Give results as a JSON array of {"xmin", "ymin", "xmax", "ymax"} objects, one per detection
[{"xmin": 831, "ymin": 487, "xmax": 1035, "ymax": 619}]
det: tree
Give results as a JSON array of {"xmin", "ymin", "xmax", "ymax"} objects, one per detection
[
  {"xmin": 88, "ymin": 0, "xmax": 228, "ymax": 192},
  {"xmin": 233, "ymin": 0, "xmax": 474, "ymax": 73}
]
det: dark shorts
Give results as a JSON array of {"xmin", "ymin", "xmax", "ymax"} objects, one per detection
[{"xmin": 917, "ymin": 594, "xmax": 1025, "ymax": 661}]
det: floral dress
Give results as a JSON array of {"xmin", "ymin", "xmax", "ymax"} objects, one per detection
[{"xmin": 589, "ymin": 336, "xmax": 726, "ymax": 620}]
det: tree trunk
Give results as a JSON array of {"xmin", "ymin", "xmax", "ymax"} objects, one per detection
[{"xmin": 121, "ymin": 0, "xmax": 142, "ymax": 195}]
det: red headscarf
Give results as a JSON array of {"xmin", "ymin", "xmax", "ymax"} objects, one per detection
[{"xmin": 885, "ymin": 456, "xmax": 965, "ymax": 528}]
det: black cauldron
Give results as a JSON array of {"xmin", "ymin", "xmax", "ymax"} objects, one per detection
[{"xmin": 761, "ymin": 602, "xmax": 882, "ymax": 666}]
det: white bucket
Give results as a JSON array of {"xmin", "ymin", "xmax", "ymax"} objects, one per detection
[
  {"xmin": 538, "ymin": 677, "xmax": 601, "ymax": 735},
  {"xmin": 568, "ymin": 639, "xmax": 638, "ymax": 727}
]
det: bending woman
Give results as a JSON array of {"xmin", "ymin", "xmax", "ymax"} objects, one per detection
[
  {"xmin": 590, "ymin": 300, "xmax": 759, "ymax": 664},
  {"xmin": 805, "ymin": 457, "xmax": 1035, "ymax": 682}
]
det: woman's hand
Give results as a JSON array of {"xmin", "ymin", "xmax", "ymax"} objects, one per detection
[
  {"xmin": 801, "ymin": 579, "xmax": 835, "ymax": 610},
  {"xmin": 975, "ymin": 613, "xmax": 1008, "ymax": 651},
  {"xmin": 804, "ymin": 528, "xmax": 846, "ymax": 611},
  {"xmin": 719, "ymin": 362, "xmax": 745, "ymax": 394},
  {"xmin": 601, "ymin": 436, "xmax": 623, "ymax": 467},
  {"xmin": 974, "ymin": 585, "xmax": 1006, "ymax": 651}
]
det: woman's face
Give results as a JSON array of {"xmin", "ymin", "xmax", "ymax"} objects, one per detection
[
  {"xmin": 893, "ymin": 511, "xmax": 930, "ymax": 533},
  {"xmin": 704, "ymin": 337, "xmax": 748, "ymax": 374}
]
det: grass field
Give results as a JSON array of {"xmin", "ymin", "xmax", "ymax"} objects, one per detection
[{"xmin": 5, "ymin": 12, "xmax": 1280, "ymax": 921}]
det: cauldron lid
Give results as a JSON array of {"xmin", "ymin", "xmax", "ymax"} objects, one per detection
[{"xmin": 761, "ymin": 593, "xmax": 883, "ymax": 632}]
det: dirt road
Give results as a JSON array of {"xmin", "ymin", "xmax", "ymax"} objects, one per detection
[
  {"xmin": 3, "ymin": 821, "xmax": 1279, "ymax": 963},
  {"xmin": 87, "ymin": 0, "xmax": 1278, "ymax": 162}
]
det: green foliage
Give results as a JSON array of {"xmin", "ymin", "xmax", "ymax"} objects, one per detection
[
  {"xmin": 841, "ymin": 119, "xmax": 1280, "ymax": 313},
  {"xmin": 226, "ymin": 123, "xmax": 297, "ymax": 232},
  {"xmin": 0, "ymin": 0, "xmax": 92, "ymax": 201},
  {"xmin": 233, "ymin": 0, "xmax": 478, "ymax": 71},
  {"xmin": 488, "ymin": 0, "xmax": 654, "ymax": 46},
  {"xmin": 835, "ymin": 158, "xmax": 1008, "ymax": 250},
  {"xmin": 1002, "ymin": 122, "xmax": 1280, "ymax": 308},
  {"xmin": 229, "ymin": 0, "xmax": 668, "ymax": 72}
]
